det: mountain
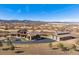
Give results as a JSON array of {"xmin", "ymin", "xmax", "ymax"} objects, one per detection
[
  {"xmin": 0, "ymin": 19, "xmax": 48, "ymax": 25},
  {"xmin": 0, "ymin": 19, "xmax": 79, "ymax": 24}
]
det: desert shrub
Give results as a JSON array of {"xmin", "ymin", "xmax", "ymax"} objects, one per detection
[
  {"xmin": 75, "ymin": 40, "xmax": 79, "ymax": 45},
  {"xmin": 2, "ymin": 48, "xmax": 9, "ymax": 51},
  {"xmin": 6, "ymin": 38, "xmax": 15, "ymax": 50},
  {"xmin": 72, "ymin": 44, "xmax": 76, "ymax": 50},
  {"xmin": 32, "ymin": 35, "xmax": 40, "ymax": 39},
  {"xmin": 57, "ymin": 43, "xmax": 69, "ymax": 51},
  {"xmin": 15, "ymin": 51, "xmax": 24, "ymax": 53},
  {"xmin": 0, "ymin": 41, "xmax": 3, "ymax": 47},
  {"xmin": 72, "ymin": 44, "xmax": 79, "ymax": 51},
  {"xmin": 10, "ymin": 45, "xmax": 15, "ymax": 50},
  {"xmin": 61, "ymin": 47, "xmax": 69, "ymax": 51},
  {"xmin": 49, "ymin": 42, "xmax": 52, "ymax": 48},
  {"xmin": 21, "ymin": 38, "xmax": 28, "ymax": 42},
  {"xmin": 6, "ymin": 38, "xmax": 11, "ymax": 46},
  {"xmin": 57, "ymin": 43, "xmax": 64, "ymax": 49},
  {"xmin": 2, "ymin": 45, "xmax": 15, "ymax": 51}
]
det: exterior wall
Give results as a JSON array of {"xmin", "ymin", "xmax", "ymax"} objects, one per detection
[
  {"xmin": 53, "ymin": 36, "xmax": 57, "ymax": 40},
  {"xmin": 52, "ymin": 35, "xmax": 60, "ymax": 41},
  {"xmin": 48, "ymin": 35, "xmax": 53, "ymax": 39},
  {"xmin": 56, "ymin": 37, "xmax": 60, "ymax": 41}
]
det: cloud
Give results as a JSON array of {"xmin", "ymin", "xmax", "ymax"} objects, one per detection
[{"xmin": 53, "ymin": 19, "xmax": 79, "ymax": 22}]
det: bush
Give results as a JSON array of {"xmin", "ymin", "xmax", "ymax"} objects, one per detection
[
  {"xmin": 32, "ymin": 35, "xmax": 40, "ymax": 39},
  {"xmin": 0, "ymin": 41, "xmax": 3, "ymax": 47},
  {"xmin": 72, "ymin": 44, "xmax": 76, "ymax": 50},
  {"xmin": 75, "ymin": 40, "xmax": 79, "ymax": 45},
  {"xmin": 21, "ymin": 38, "xmax": 28, "ymax": 42},
  {"xmin": 15, "ymin": 51, "xmax": 24, "ymax": 53},
  {"xmin": 57, "ymin": 43, "xmax": 69, "ymax": 51},
  {"xmin": 10, "ymin": 45, "xmax": 15, "ymax": 50},
  {"xmin": 62, "ymin": 47, "xmax": 69, "ymax": 51},
  {"xmin": 6, "ymin": 38, "xmax": 15, "ymax": 50},
  {"xmin": 72, "ymin": 44, "xmax": 79, "ymax": 51},
  {"xmin": 2, "ymin": 48, "xmax": 9, "ymax": 51},
  {"xmin": 49, "ymin": 43, "xmax": 52, "ymax": 48},
  {"xmin": 57, "ymin": 43, "xmax": 64, "ymax": 49}
]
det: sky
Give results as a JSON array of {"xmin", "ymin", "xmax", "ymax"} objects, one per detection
[{"xmin": 0, "ymin": 4, "xmax": 79, "ymax": 22}]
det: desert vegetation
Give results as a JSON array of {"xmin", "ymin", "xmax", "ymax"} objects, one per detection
[{"xmin": 0, "ymin": 21, "xmax": 79, "ymax": 54}]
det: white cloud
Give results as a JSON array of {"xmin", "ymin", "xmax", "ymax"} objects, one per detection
[{"xmin": 54, "ymin": 19, "xmax": 79, "ymax": 22}]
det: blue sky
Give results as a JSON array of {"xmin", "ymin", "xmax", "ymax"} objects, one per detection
[{"xmin": 0, "ymin": 4, "xmax": 79, "ymax": 22}]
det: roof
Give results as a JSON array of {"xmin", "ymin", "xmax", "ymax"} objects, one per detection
[
  {"xmin": 54, "ymin": 31, "xmax": 70, "ymax": 35},
  {"xmin": 9, "ymin": 31, "xmax": 17, "ymax": 34},
  {"xmin": 56, "ymin": 34, "xmax": 73, "ymax": 37},
  {"xmin": 17, "ymin": 28, "xmax": 27, "ymax": 33},
  {"xmin": 53, "ymin": 31, "xmax": 73, "ymax": 37},
  {"xmin": 29, "ymin": 31, "xmax": 54, "ymax": 35}
]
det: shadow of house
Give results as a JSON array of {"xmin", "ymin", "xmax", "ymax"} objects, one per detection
[{"xmin": 60, "ymin": 36, "xmax": 75, "ymax": 41}]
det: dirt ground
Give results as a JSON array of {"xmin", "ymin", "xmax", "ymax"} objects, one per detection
[
  {"xmin": 0, "ymin": 38, "xmax": 79, "ymax": 55},
  {"xmin": 0, "ymin": 33, "xmax": 79, "ymax": 55}
]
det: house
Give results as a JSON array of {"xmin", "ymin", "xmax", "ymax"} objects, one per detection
[
  {"xmin": 16, "ymin": 28, "xmax": 28, "ymax": 38},
  {"xmin": 52, "ymin": 31, "xmax": 75, "ymax": 41}
]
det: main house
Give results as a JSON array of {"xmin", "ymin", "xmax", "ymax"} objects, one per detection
[{"xmin": 0, "ymin": 29, "xmax": 75, "ymax": 41}]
